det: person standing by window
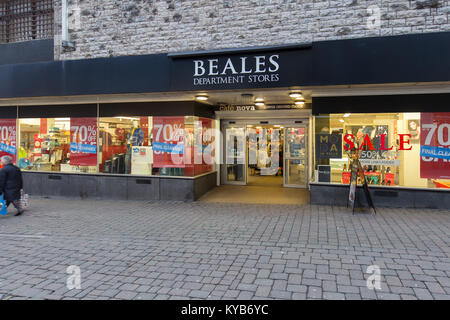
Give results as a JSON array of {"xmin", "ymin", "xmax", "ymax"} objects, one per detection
[{"xmin": 0, "ymin": 155, "xmax": 24, "ymax": 216}]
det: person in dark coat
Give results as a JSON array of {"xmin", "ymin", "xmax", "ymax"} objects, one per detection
[{"xmin": 0, "ymin": 155, "xmax": 24, "ymax": 216}]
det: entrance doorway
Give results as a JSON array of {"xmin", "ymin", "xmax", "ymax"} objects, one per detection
[{"xmin": 221, "ymin": 119, "xmax": 308, "ymax": 188}]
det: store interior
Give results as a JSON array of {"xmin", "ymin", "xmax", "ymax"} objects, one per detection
[
  {"xmin": 224, "ymin": 123, "xmax": 307, "ymax": 188},
  {"xmin": 246, "ymin": 124, "xmax": 283, "ymax": 187}
]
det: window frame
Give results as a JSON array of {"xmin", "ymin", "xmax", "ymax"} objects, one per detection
[{"xmin": 0, "ymin": 0, "xmax": 54, "ymax": 44}]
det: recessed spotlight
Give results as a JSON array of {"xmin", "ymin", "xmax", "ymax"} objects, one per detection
[
  {"xmin": 289, "ymin": 92, "xmax": 303, "ymax": 99},
  {"xmin": 195, "ymin": 94, "xmax": 209, "ymax": 101}
]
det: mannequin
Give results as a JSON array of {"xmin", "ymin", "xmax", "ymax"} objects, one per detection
[
  {"xmin": 126, "ymin": 120, "xmax": 144, "ymax": 174},
  {"xmin": 129, "ymin": 120, "xmax": 144, "ymax": 147}
]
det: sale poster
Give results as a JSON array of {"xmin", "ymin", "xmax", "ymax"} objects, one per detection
[
  {"xmin": 152, "ymin": 117, "xmax": 186, "ymax": 168},
  {"xmin": 70, "ymin": 118, "xmax": 97, "ymax": 166},
  {"xmin": 0, "ymin": 119, "xmax": 17, "ymax": 164},
  {"xmin": 420, "ymin": 113, "xmax": 450, "ymax": 179}
]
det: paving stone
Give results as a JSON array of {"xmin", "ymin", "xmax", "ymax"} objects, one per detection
[
  {"xmin": 338, "ymin": 285, "xmax": 359, "ymax": 294},
  {"xmin": 0, "ymin": 199, "xmax": 448, "ymax": 301},
  {"xmin": 323, "ymin": 292, "xmax": 345, "ymax": 300},
  {"xmin": 115, "ymin": 291, "xmax": 138, "ymax": 300},
  {"xmin": 189, "ymin": 290, "xmax": 211, "ymax": 299},
  {"xmin": 376, "ymin": 293, "xmax": 401, "ymax": 300},
  {"xmin": 270, "ymin": 290, "xmax": 292, "ymax": 300},
  {"xmin": 307, "ymin": 286, "xmax": 322, "ymax": 299},
  {"xmin": 360, "ymin": 288, "xmax": 378, "ymax": 300},
  {"xmin": 345, "ymin": 293, "xmax": 362, "ymax": 300},
  {"xmin": 292, "ymin": 293, "xmax": 307, "ymax": 300},
  {"xmin": 413, "ymin": 288, "xmax": 434, "ymax": 300}
]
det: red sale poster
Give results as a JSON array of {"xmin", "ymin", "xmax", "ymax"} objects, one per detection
[
  {"xmin": 70, "ymin": 118, "xmax": 97, "ymax": 166},
  {"xmin": 152, "ymin": 117, "xmax": 186, "ymax": 168},
  {"xmin": 140, "ymin": 116, "xmax": 149, "ymax": 146},
  {"xmin": 0, "ymin": 119, "xmax": 17, "ymax": 165},
  {"xmin": 420, "ymin": 112, "xmax": 450, "ymax": 179}
]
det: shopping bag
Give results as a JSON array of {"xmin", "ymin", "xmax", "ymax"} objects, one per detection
[
  {"xmin": 20, "ymin": 190, "xmax": 30, "ymax": 211},
  {"xmin": 0, "ymin": 194, "xmax": 7, "ymax": 216}
]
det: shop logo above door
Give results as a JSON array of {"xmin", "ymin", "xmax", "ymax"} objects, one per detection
[
  {"xmin": 169, "ymin": 47, "xmax": 312, "ymax": 91},
  {"xmin": 193, "ymin": 55, "xmax": 280, "ymax": 86}
]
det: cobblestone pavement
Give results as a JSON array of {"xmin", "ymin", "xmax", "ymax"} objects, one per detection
[{"xmin": 0, "ymin": 199, "xmax": 449, "ymax": 300}]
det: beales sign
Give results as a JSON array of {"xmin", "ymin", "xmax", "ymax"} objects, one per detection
[
  {"xmin": 169, "ymin": 48, "xmax": 312, "ymax": 91},
  {"xmin": 193, "ymin": 54, "xmax": 280, "ymax": 86}
]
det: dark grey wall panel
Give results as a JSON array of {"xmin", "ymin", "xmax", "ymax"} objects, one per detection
[
  {"xmin": 69, "ymin": 174, "xmax": 98, "ymax": 199},
  {"xmin": 413, "ymin": 191, "xmax": 450, "ymax": 209},
  {"xmin": 194, "ymin": 172, "xmax": 217, "ymax": 200},
  {"xmin": 312, "ymin": 32, "xmax": 450, "ymax": 86},
  {"xmin": 22, "ymin": 172, "xmax": 43, "ymax": 197},
  {"xmin": 310, "ymin": 184, "xmax": 450, "ymax": 209},
  {"xmin": 0, "ymin": 106, "xmax": 17, "ymax": 118},
  {"xmin": 310, "ymin": 184, "xmax": 348, "ymax": 206},
  {"xmin": 0, "ymin": 53, "xmax": 170, "ymax": 98},
  {"xmin": 40, "ymin": 173, "xmax": 71, "ymax": 198},
  {"xmin": 160, "ymin": 178, "xmax": 194, "ymax": 201},
  {"xmin": 312, "ymin": 94, "xmax": 450, "ymax": 115},
  {"xmin": 127, "ymin": 177, "xmax": 159, "ymax": 201},
  {"xmin": 19, "ymin": 104, "xmax": 97, "ymax": 118},
  {"xmin": 97, "ymin": 176, "xmax": 127, "ymax": 200},
  {"xmin": 0, "ymin": 39, "xmax": 54, "ymax": 66},
  {"xmin": 22, "ymin": 172, "xmax": 206, "ymax": 202}
]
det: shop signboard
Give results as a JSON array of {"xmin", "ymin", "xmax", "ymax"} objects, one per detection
[
  {"xmin": 152, "ymin": 117, "xmax": 186, "ymax": 168},
  {"xmin": 169, "ymin": 47, "xmax": 312, "ymax": 91},
  {"xmin": 0, "ymin": 119, "xmax": 17, "ymax": 164},
  {"xmin": 420, "ymin": 113, "xmax": 450, "ymax": 179},
  {"xmin": 70, "ymin": 118, "xmax": 97, "ymax": 166},
  {"xmin": 216, "ymin": 104, "xmax": 303, "ymax": 111},
  {"xmin": 318, "ymin": 165, "xmax": 331, "ymax": 183},
  {"xmin": 316, "ymin": 134, "xmax": 342, "ymax": 159}
]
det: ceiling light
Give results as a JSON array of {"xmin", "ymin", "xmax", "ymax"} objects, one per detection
[
  {"xmin": 255, "ymin": 98, "xmax": 265, "ymax": 102},
  {"xmin": 295, "ymin": 101, "xmax": 305, "ymax": 106},
  {"xmin": 114, "ymin": 117, "xmax": 139, "ymax": 120},
  {"xmin": 344, "ymin": 113, "xmax": 351, "ymax": 117},
  {"xmin": 255, "ymin": 102, "xmax": 265, "ymax": 107},
  {"xmin": 195, "ymin": 94, "xmax": 209, "ymax": 101},
  {"xmin": 339, "ymin": 119, "xmax": 345, "ymax": 123},
  {"xmin": 289, "ymin": 92, "xmax": 303, "ymax": 99}
]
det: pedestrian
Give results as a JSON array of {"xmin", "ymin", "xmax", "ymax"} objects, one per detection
[{"xmin": 0, "ymin": 155, "xmax": 24, "ymax": 216}]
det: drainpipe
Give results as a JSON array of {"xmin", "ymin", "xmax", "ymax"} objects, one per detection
[{"xmin": 61, "ymin": 0, "xmax": 76, "ymax": 51}]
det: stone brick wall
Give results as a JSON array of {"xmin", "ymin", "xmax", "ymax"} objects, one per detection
[{"xmin": 54, "ymin": 0, "xmax": 450, "ymax": 60}]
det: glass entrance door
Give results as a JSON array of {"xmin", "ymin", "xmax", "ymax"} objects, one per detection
[
  {"xmin": 223, "ymin": 125, "xmax": 247, "ymax": 185},
  {"xmin": 284, "ymin": 126, "xmax": 308, "ymax": 188}
]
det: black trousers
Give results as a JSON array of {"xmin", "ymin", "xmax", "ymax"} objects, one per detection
[{"xmin": 6, "ymin": 200, "xmax": 22, "ymax": 211}]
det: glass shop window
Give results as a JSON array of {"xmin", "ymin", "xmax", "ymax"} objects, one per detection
[
  {"xmin": 17, "ymin": 117, "xmax": 98, "ymax": 173},
  {"xmin": 98, "ymin": 116, "xmax": 215, "ymax": 177},
  {"xmin": 313, "ymin": 112, "xmax": 450, "ymax": 190}
]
